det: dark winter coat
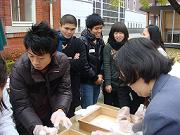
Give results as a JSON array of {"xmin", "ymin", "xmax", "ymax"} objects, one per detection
[
  {"xmin": 80, "ymin": 29, "xmax": 105, "ymax": 84},
  {"xmin": 10, "ymin": 52, "xmax": 72, "ymax": 135}
]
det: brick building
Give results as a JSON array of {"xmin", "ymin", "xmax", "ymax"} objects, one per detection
[{"xmin": 0, "ymin": 0, "xmax": 61, "ymax": 52}]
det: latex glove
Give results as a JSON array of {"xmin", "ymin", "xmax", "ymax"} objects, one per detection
[
  {"xmin": 91, "ymin": 131, "xmax": 110, "ymax": 135},
  {"xmin": 135, "ymin": 104, "xmax": 146, "ymax": 118},
  {"xmin": 51, "ymin": 109, "xmax": 72, "ymax": 129},
  {"xmin": 132, "ymin": 121, "xmax": 143, "ymax": 133},
  {"xmin": 117, "ymin": 106, "xmax": 131, "ymax": 121},
  {"xmin": 91, "ymin": 131, "xmax": 120, "ymax": 135},
  {"xmin": 33, "ymin": 125, "xmax": 46, "ymax": 135},
  {"xmin": 44, "ymin": 126, "xmax": 58, "ymax": 135}
]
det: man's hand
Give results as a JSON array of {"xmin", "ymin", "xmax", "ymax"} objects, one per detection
[
  {"xmin": 95, "ymin": 74, "xmax": 104, "ymax": 85},
  {"xmin": 51, "ymin": 109, "xmax": 72, "ymax": 129},
  {"xmin": 33, "ymin": 125, "xmax": 58, "ymax": 135},
  {"xmin": 33, "ymin": 125, "xmax": 46, "ymax": 135},
  {"xmin": 105, "ymin": 85, "xmax": 112, "ymax": 93},
  {"xmin": 73, "ymin": 53, "xmax": 80, "ymax": 59}
]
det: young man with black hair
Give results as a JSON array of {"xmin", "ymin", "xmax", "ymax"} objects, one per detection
[
  {"xmin": 0, "ymin": 56, "xmax": 19, "ymax": 135},
  {"xmin": 10, "ymin": 22, "xmax": 72, "ymax": 135},
  {"xmin": 80, "ymin": 13, "xmax": 105, "ymax": 108},
  {"xmin": 58, "ymin": 14, "xmax": 96, "ymax": 117}
]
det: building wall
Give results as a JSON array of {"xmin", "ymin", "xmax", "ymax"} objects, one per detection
[
  {"xmin": 1, "ymin": 0, "xmax": 61, "ymax": 52},
  {"xmin": 125, "ymin": 10, "xmax": 146, "ymax": 29},
  {"xmin": 93, "ymin": 0, "xmax": 125, "ymax": 35},
  {"xmin": 125, "ymin": 0, "xmax": 146, "ymax": 37},
  {"xmin": 61, "ymin": 0, "xmax": 93, "ymax": 33}
]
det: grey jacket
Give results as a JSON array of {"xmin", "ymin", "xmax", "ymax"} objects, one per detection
[
  {"xmin": 143, "ymin": 74, "xmax": 180, "ymax": 135},
  {"xmin": 0, "ymin": 80, "xmax": 19, "ymax": 135}
]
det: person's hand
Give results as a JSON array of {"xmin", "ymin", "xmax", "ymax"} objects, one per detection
[
  {"xmin": 44, "ymin": 126, "xmax": 58, "ymax": 135},
  {"xmin": 132, "ymin": 104, "xmax": 146, "ymax": 123},
  {"xmin": 51, "ymin": 109, "xmax": 72, "ymax": 129},
  {"xmin": 74, "ymin": 53, "xmax": 80, "ymax": 59},
  {"xmin": 135, "ymin": 104, "xmax": 146, "ymax": 118},
  {"xmin": 117, "ymin": 106, "xmax": 131, "ymax": 121},
  {"xmin": 91, "ymin": 130, "xmax": 110, "ymax": 135},
  {"xmin": 105, "ymin": 85, "xmax": 112, "ymax": 93},
  {"xmin": 95, "ymin": 74, "xmax": 104, "ymax": 85},
  {"xmin": 33, "ymin": 125, "xmax": 46, "ymax": 135},
  {"xmin": 33, "ymin": 125, "xmax": 58, "ymax": 135}
]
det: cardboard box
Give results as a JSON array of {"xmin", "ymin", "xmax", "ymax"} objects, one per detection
[
  {"xmin": 59, "ymin": 129, "xmax": 86, "ymax": 135},
  {"xmin": 78, "ymin": 106, "xmax": 119, "ymax": 132}
]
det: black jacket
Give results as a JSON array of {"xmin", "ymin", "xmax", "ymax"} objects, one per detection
[
  {"xmin": 59, "ymin": 36, "xmax": 88, "ymax": 76},
  {"xmin": 10, "ymin": 52, "xmax": 72, "ymax": 135},
  {"xmin": 80, "ymin": 29, "xmax": 105, "ymax": 84}
]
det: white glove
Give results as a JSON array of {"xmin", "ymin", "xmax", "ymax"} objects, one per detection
[
  {"xmin": 91, "ymin": 131, "xmax": 110, "ymax": 135},
  {"xmin": 33, "ymin": 125, "xmax": 58, "ymax": 135},
  {"xmin": 117, "ymin": 106, "xmax": 131, "ymax": 121},
  {"xmin": 51, "ymin": 109, "xmax": 72, "ymax": 129},
  {"xmin": 33, "ymin": 125, "xmax": 46, "ymax": 135},
  {"xmin": 44, "ymin": 126, "xmax": 58, "ymax": 135},
  {"xmin": 135, "ymin": 104, "xmax": 146, "ymax": 118}
]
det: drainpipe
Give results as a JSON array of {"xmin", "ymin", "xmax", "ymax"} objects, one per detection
[
  {"xmin": 159, "ymin": 10, "xmax": 162, "ymax": 34},
  {"xmin": 50, "ymin": 0, "xmax": 53, "ymax": 28},
  {"xmin": 171, "ymin": 10, "xmax": 175, "ymax": 43}
]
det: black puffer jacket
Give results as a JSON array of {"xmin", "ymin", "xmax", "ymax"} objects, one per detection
[
  {"xmin": 80, "ymin": 29, "xmax": 105, "ymax": 84},
  {"xmin": 10, "ymin": 52, "xmax": 72, "ymax": 135}
]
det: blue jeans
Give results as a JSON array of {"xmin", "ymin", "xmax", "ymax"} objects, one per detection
[{"xmin": 80, "ymin": 83, "xmax": 100, "ymax": 109}]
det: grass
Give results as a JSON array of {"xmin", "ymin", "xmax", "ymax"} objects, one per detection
[{"xmin": 166, "ymin": 48, "xmax": 180, "ymax": 62}]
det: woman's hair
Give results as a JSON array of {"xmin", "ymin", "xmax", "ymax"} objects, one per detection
[
  {"xmin": 115, "ymin": 38, "xmax": 172, "ymax": 85},
  {"xmin": 146, "ymin": 24, "xmax": 165, "ymax": 50},
  {"xmin": 108, "ymin": 22, "xmax": 129, "ymax": 43},
  {"xmin": 0, "ymin": 56, "xmax": 7, "ymax": 111}
]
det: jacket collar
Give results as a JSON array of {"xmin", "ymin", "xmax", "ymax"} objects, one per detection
[{"xmin": 152, "ymin": 74, "xmax": 171, "ymax": 98}]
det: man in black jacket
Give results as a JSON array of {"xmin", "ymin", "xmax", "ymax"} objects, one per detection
[
  {"xmin": 10, "ymin": 22, "xmax": 72, "ymax": 135},
  {"xmin": 80, "ymin": 13, "xmax": 105, "ymax": 109},
  {"xmin": 58, "ymin": 14, "xmax": 95, "ymax": 117}
]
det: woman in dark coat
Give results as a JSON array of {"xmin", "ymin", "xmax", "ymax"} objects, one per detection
[{"xmin": 103, "ymin": 22, "xmax": 144, "ymax": 113}]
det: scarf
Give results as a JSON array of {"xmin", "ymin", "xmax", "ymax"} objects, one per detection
[
  {"xmin": 57, "ymin": 32, "xmax": 72, "ymax": 52},
  {"xmin": 108, "ymin": 38, "xmax": 126, "ymax": 51},
  {"xmin": 81, "ymin": 29, "xmax": 102, "ymax": 42}
]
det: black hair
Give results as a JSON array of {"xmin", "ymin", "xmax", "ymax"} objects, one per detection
[
  {"xmin": 115, "ymin": 38, "xmax": 172, "ymax": 85},
  {"xmin": 0, "ymin": 56, "xmax": 7, "ymax": 111},
  {"xmin": 86, "ymin": 13, "xmax": 104, "ymax": 29},
  {"xmin": 60, "ymin": 14, "xmax": 77, "ymax": 27},
  {"xmin": 24, "ymin": 21, "xmax": 58, "ymax": 56},
  {"xmin": 108, "ymin": 22, "xmax": 129, "ymax": 43},
  {"xmin": 146, "ymin": 24, "xmax": 165, "ymax": 50}
]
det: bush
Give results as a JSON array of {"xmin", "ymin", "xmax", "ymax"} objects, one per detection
[
  {"xmin": 6, "ymin": 60, "xmax": 15, "ymax": 74},
  {"xmin": 3, "ymin": 47, "xmax": 25, "ymax": 74}
]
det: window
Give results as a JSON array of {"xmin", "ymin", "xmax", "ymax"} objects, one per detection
[
  {"xmin": 78, "ymin": 19, "xmax": 81, "ymax": 32},
  {"xmin": 133, "ymin": 0, "xmax": 136, "ymax": 11},
  {"xmin": 167, "ymin": 33, "xmax": 180, "ymax": 43},
  {"xmin": 126, "ymin": 0, "xmax": 129, "ymax": 9},
  {"xmin": 11, "ymin": 0, "xmax": 36, "ymax": 26}
]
